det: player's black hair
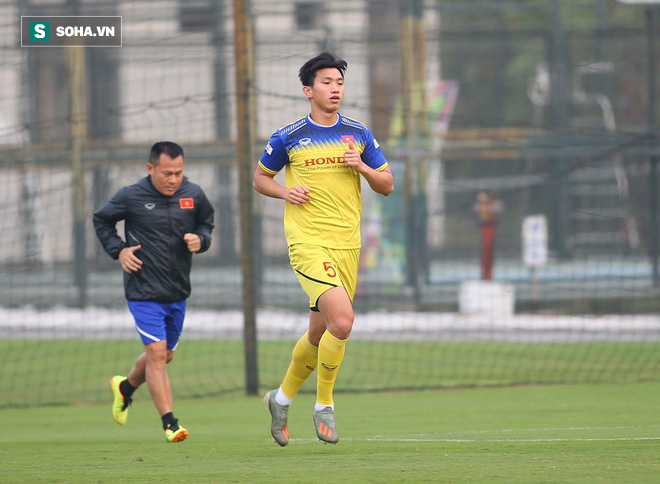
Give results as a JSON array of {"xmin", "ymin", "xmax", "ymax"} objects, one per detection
[
  {"xmin": 298, "ymin": 52, "xmax": 347, "ymax": 87},
  {"xmin": 149, "ymin": 141, "xmax": 184, "ymax": 165}
]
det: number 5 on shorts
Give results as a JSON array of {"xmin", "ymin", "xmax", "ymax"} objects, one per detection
[{"xmin": 323, "ymin": 261, "xmax": 337, "ymax": 278}]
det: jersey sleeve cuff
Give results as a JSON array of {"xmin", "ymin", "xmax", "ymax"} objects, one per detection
[{"xmin": 258, "ymin": 161, "xmax": 279, "ymax": 175}]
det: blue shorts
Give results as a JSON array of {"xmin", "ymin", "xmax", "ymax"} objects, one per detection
[{"xmin": 127, "ymin": 300, "xmax": 186, "ymax": 351}]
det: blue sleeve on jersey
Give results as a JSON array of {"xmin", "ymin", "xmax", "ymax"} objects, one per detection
[
  {"xmin": 259, "ymin": 131, "xmax": 289, "ymax": 173},
  {"xmin": 360, "ymin": 126, "xmax": 388, "ymax": 170}
]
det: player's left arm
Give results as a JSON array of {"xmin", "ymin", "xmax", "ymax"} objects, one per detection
[
  {"xmin": 344, "ymin": 140, "xmax": 394, "ymax": 196},
  {"xmin": 187, "ymin": 190, "xmax": 214, "ymax": 254}
]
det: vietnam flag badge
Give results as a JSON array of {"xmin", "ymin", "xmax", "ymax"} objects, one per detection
[
  {"xmin": 341, "ymin": 135, "xmax": 354, "ymax": 144},
  {"xmin": 179, "ymin": 198, "xmax": 194, "ymax": 209}
]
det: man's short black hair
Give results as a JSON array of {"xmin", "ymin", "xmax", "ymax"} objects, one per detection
[
  {"xmin": 149, "ymin": 141, "xmax": 184, "ymax": 165},
  {"xmin": 298, "ymin": 52, "xmax": 347, "ymax": 87}
]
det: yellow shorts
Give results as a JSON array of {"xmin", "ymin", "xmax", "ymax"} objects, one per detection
[{"xmin": 288, "ymin": 243, "xmax": 360, "ymax": 311}]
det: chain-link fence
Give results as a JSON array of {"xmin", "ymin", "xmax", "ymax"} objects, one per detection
[{"xmin": 1, "ymin": 0, "xmax": 659, "ymax": 407}]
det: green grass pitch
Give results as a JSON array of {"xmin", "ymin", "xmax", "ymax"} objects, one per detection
[
  {"xmin": 2, "ymin": 383, "xmax": 659, "ymax": 483},
  {"xmin": 1, "ymin": 339, "xmax": 658, "ymax": 407}
]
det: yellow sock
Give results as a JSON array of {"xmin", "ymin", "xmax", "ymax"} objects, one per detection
[
  {"xmin": 280, "ymin": 332, "xmax": 318, "ymax": 400},
  {"xmin": 316, "ymin": 331, "xmax": 347, "ymax": 406}
]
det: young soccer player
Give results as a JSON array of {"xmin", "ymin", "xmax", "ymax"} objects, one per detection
[{"xmin": 253, "ymin": 52, "xmax": 394, "ymax": 445}]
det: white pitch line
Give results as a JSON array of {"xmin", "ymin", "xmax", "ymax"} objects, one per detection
[
  {"xmin": 442, "ymin": 424, "xmax": 660, "ymax": 435},
  {"xmin": 285, "ymin": 436, "xmax": 660, "ymax": 444},
  {"xmin": 353, "ymin": 436, "xmax": 660, "ymax": 443},
  {"xmin": 272, "ymin": 426, "xmax": 660, "ymax": 444},
  {"xmin": 361, "ymin": 425, "xmax": 660, "ymax": 443}
]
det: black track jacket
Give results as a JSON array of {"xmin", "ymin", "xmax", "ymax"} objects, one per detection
[{"xmin": 93, "ymin": 175, "xmax": 214, "ymax": 303}]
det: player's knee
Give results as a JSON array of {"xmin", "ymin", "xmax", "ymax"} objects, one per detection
[
  {"xmin": 329, "ymin": 314, "xmax": 353, "ymax": 340},
  {"xmin": 332, "ymin": 327, "xmax": 352, "ymax": 340},
  {"xmin": 145, "ymin": 342, "xmax": 168, "ymax": 364}
]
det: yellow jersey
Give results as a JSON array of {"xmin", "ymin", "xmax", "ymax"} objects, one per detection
[{"xmin": 258, "ymin": 114, "xmax": 389, "ymax": 249}]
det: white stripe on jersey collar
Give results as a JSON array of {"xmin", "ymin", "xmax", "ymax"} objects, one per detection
[{"xmin": 306, "ymin": 113, "xmax": 340, "ymax": 128}]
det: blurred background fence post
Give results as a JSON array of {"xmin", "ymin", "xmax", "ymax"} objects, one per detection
[
  {"xmin": 645, "ymin": 5, "xmax": 659, "ymax": 285},
  {"xmin": 68, "ymin": 44, "xmax": 88, "ymax": 309},
  {"xmin": 233, "ymin": 0, "xmax": 259, "ymax": 395},
  {"xmin": 400, "ymin": 0, "xmax": 429, "ymax": 307}
]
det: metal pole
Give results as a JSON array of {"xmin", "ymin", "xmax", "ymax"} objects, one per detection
[
  {"xmin": 214, "ymin": 0, "xmax": 238, "ymax": 264},
  {"xmin": 67, "ymin": 44, "xmax": 87, "ymax": 308},
  {"xmin": 399, "ymin": 0, "xmax": 427, "ymax": 306},
  {"xmin": 549, "ymin": 0, "xmax": 571, "ymax": 259},
  {"xmin": 233, "ymin": 0, "xmax": 259, "ymax": 395},
  {"xmin": 647, "ymin": 6, "xmax": 659, "ymax": 285}
]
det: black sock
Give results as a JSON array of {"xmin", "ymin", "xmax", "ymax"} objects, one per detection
[
  {"xmin": 161, "ymin": 412, "xmax": 177, "ymax": 430},
  {"xmin": 119, "ymin": 379, "xmax": 137, "ymax": 399}
]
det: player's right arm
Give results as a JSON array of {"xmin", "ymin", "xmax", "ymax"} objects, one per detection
[
  {"xmin": 253, "ymin": 130, "xmax": 311, "ymax": 205},
  {"xmin": 118, "ymin": 245, "xmax": 143, "ymax": 273},
  {"xmin": 252, "ymin": 165, "xmax": 311, "ymax": 205},
  {"xmin": 93, "ymin": 186, "xmax": 144, "ymax": 273},
  {"xmin": 93, "ymin": 187, "xmax": 129, "ymax": 260}
]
